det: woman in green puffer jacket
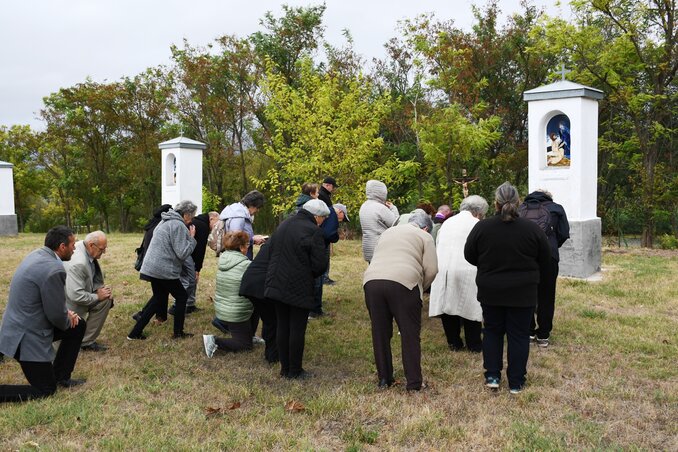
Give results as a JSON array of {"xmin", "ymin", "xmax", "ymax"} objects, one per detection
[{"xmin": 203, "ymin": 231, "xmax": 253, "ymax": 357}]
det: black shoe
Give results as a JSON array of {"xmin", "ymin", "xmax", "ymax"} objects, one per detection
[
  {"xmin": 185, "ymin": 305, "xmax": 200, "ymax": 314},
  {"xmin": 448, "ymin": 342, "xmax": 465, "ymax": 351},
  {"xmin": 132, "ymin": 311, "xmax": 142, "ymax": 322},
  {"xmin": 285, "ymin": 369, "xmax": 314, "ymax": 380},
  {"xmin": 126, "ymin": 333, "xmax": 147, "ymax": 341},
  {"xmin": 81, "ymin": 342, "xmax": 108, "ymax": 352},
  {"xmin": 323, "ymin": 277, "xmax": 336, "ymax": 286},
  {"xmin": 168, "ymin": 305, "xmax": 176, "ymax": 316},
  {"xmin": 173, "ymin": 332, "xmax": 194, "ymax": 339},
  {"xmin": 378, "ymin": 378, "xmax": 395, "ymax": 389},
  {"xmin": 57, "ymin": 378, "xmax": 86, "ymax": 388},
  {"xmin": 308, "ymin": 311, "xmax": 327, "ymax": 320}
]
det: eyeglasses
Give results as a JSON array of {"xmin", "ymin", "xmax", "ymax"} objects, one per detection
[{"xmin": 91, "ymin": 243, "xmax": 107, "ymax": 253}]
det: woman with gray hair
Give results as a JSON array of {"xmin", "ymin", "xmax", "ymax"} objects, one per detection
[
  {"xmin": 464, "ymin": 183, "xmax": 550, "ymax": 393},
  {"xmin": 219, "ymin": 190, "xmax": 267, "ymax": 260},
  {"xmin": 128, "ymin": 200, "xmax": 197, "ymax": 340},
  {"xmin": 363, "ymin": 210, "xmax": 438, "ymax": 391},
  {"xmin": 429, "ymin": 195, "xmax": 489, "ymax": 352}
]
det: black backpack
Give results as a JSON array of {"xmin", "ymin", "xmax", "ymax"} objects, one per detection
[{"xmin": 518, "ymin": 200, "xmax": 554, "ymax": 237}]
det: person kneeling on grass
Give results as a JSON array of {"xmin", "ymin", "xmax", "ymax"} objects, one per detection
[{"xmin": 203, "ymin": 231, "xmax": 253, "ymax": 358}]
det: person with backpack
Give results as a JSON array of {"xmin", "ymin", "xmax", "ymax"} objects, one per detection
[{"xmin": 520, "ymin": 190, "xmax": 570, "ymax": 348}]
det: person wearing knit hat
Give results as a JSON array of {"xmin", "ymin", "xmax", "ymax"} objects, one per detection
[{"xmin": 263, "ymin": 197, "xmax": 328, "ymax": 379}]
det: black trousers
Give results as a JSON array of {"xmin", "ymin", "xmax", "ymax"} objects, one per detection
[
  {"xmin": 275, "ymin": 302, "xmax": 309, "ymax": 377},
  {"xmin": 440, "ymin": 314, "xmax": 482, "ymax": 352},
  {"xmin": 364, "ymin": 280, "xmax": 422, "ymax": 390},
  {"xmin": 129, "ymin": 277, "xmax": 187, "ymax": 337},
  {"xmin": 0, "ymin": 320, "xmax": 86, "ymax": 403},
  {"xmin": 481, "ymin": 304, "xmax": 533, "ymax": 389},
  {"xmin": 251, "ymin": 297, "xmax": 278, "ymax": 363},
  {"xmin": 215, "ymin": 320, "xmax": 252, "ymax": 352},
  {"xmin": 531, "ymin": 259, "xmax": 559, "ymax": 339}
]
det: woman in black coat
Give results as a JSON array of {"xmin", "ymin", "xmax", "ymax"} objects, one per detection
[
  {"xmin": 464, "ymin": 182, "xmax": 551, "ymax": 394},
  {"xmin": 264, "ymin": 199, "xmax": 329, "ymax": 379}
]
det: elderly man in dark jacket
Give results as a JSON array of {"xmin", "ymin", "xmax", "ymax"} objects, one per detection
[
  {"xmin": 264, "ymin": 199, "xmax": 329, "ymax": 379},
  {"xmin": 0, "ymin": 226, "xmax": 86, "ymax": 402},
  {"xmin": 522, "ymin": 190, "xmax": 570, "ymax": 348}
]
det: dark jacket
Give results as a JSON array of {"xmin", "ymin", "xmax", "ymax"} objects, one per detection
[
  {"xmin": 191, "ymin": 213, "xmax": 211, "ymax": 272},
  {"xmin": 318, "ymin": 186, "xmax": 332, "ymax": 208},
  {"xmin": 523, "ymin": 191, "xmax": 570, "ymax": 261},
  {"xmin": 464, "ymin": 215, "xmax": 551, "ymax": 308},
  {"xmin": 239, "ymin": 242, "xmax": 271, "ymax": 301},
  {"xmin": 138, "ymin": 204, "xmax": 172, "ymax": 280},
  {"xmin": 320, "ymin": 207, "xmax": 339, "ymax": 245},
  {"xmin": 294, "ymin": 193, "xmax": 314, "ymax": 212},
  {"xmin": 264, "ymin": 209, "xmax": 327, "ymax": 310}
]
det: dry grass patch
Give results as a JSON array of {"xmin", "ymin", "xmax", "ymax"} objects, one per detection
[{"xmin": 0, "ymin": 234, "xmax": 676, "ymax": 450}]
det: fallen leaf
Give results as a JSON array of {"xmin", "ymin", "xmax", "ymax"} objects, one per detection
[
  {"xmin": 228, "ymin": 402, "xmax": 241, "ymax": 410},
  {"xmin": 285, "ymin": 400, "xmax": 305, "ymax": 412},
  {"xmin": 204, "ymin": 406, "xmax": 222, "ymax": 417}
]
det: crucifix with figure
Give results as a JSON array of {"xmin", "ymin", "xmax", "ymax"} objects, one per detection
[{"xmin": 452, "ymin": 169, "xmax": 478, "ymax": 198}]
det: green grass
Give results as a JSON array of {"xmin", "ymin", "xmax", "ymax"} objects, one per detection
[{"xmin": 0, "ymin": 235, "xmax": 676, "ymax": 450}]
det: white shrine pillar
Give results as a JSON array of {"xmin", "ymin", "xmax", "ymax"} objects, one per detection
[
  {"xmin": 0, "ymin": 161, "xmax": 18, "ymax": 236},
  {"xmin": 523, "ymin": 81, "xmax": 604, "ymax": 278},
  {"xmin": 159, "ymin": 137, "xmax": 206, "ymax": 214}
]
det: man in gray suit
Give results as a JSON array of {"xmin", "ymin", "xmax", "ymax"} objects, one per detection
[
  {"xmin": 0, "ymin": 226, "xmax": 87, "ymax": 403},
  {"xmin": 65, "ymin": 231, "xmax": 112, "ymax": 352}
]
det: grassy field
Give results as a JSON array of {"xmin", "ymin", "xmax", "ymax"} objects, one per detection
[{"xmin": 0, "ymin": 233, "xmax": 676, "ymax": 450}]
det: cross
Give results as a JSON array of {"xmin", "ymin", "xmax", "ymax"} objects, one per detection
[{"xmin": 556, "ymin": 63, "xmax": 571, "ymax": 81}]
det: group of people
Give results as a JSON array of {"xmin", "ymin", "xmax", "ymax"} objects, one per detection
[
  {"xmin": 359, "ymin": 180, "xmax": 569, "ymax": 393},
  {"xmin": 0, "ymin": 176, "xmax": 569, "ymax": 402}
]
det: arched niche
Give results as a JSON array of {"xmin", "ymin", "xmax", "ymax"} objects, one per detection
[
  {"xmin": 544, "ymin": 112, "xmax": 571, "ymax": 167},
  {"xmin": 165, "ymin": 153, "xmax": 176, "ymax": 186}
]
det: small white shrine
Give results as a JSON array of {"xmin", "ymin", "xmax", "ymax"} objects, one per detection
[
  {"xmin": 523, "ymin": 75, "xmax": 604, "ymax": 278},
  {"xmin": 159, "ymin": 137, "xmax": 206, "ymax": 214},
  {"xmin": 0, "ymin": 160, "xmax": 18, "ymax": 235}
]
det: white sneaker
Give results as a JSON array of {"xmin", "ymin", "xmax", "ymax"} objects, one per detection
[
  {"xmin": 252, "ymin": 336, "xmax": 266, "ymax": 345},
  {"xmin": 536, "ymin": 338, "xmax": 549, "ymax": 348},
  {"xmin": 203, "ymin": 335, "xmax": 217, "ymax": 358}
]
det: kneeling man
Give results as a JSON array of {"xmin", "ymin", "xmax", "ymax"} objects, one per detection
[
  {"xmin": 0, "ymin": 226, "xmax": 86, "ymax": 403},
  {"xmin": 65, "ymin": 231, "xmax": 113, "ymax": 352}
]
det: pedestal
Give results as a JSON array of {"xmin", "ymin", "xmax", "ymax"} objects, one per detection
[
  {"xmin": 0, "ymin": 214, "xmax": 18, "ymax": 236},
  {"xmin": 559, "ymin": 218, "xmax": 601, "ymax": 278}
]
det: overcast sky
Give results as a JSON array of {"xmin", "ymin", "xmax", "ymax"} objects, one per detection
[{"xmin": 0, "ymin": 0, "xmax": 569, "ymax": 129}]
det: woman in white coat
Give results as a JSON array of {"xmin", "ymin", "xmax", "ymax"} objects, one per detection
[{"xmin": 429, "ymin": 195, "xmax": 489, "ymax": 352}]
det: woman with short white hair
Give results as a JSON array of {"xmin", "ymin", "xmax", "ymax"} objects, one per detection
[
  {"xmin": 429, "ymin": 195, "xmax": 488, "ymax": 352},
  {"xmin": 264, "ymin": 199, "xmax": 329, "ymax": 379}
]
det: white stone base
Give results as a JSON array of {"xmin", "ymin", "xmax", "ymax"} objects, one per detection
[
  {"xmin": 559, "ymin": 218, "xmax": 601, "ymax": 279},
  {"xmin": 0, "ymin": 214, "xmax": 18, "ymax": 236}
]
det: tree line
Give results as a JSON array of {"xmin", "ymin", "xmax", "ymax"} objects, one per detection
[{"xmin": 0, "ymin": 1, "xmax": 675, "ymax": 247}]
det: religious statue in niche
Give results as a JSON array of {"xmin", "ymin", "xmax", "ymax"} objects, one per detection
[{"xmin": 546, "ymin": 114, "xmax": 571, "ymax": 167}]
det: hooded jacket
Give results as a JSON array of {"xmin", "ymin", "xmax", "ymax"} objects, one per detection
[
  {"xmin": 358, "ymin": 180, "xmax": 399, "ymax": 262},
  {"xmin": 140, "ymin": 210, "xmax": 196, "ymax": 280},
  {"xmin": 523, "ymin": 191, "xmax": 570, "ymax": 261},
  {"xmin": 219, "ymin": 202, "xmax": 255, "ymax": 258},
  {"xmin": 215, "ymin": 250, "xmax": 253, "ymax": 323}
]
